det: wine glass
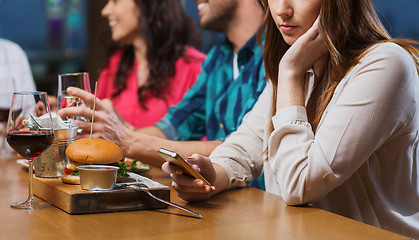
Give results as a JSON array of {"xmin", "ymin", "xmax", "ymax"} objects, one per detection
[
  {"xmin": 57, "ymin": 72, "xmax": 91, "ymax": 120},
  {"xmin": 0, "ymin": 77, "xmax": 16, "ymax": 158},
  {"xmin": 6, "ymin": 92, "xmax": 54, "ymax": 209}
]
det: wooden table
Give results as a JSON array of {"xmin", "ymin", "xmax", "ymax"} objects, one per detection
[{"xmin": 0, "ymin": 157, "xmax": 409, "ymax": 240}]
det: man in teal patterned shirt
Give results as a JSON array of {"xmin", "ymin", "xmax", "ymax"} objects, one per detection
[
  {"xmin": 156, "ymin": 34, "xmax": 265, "ymax": 142},
  {"xmin": 59, "ymin": 0, "xmax": 266, "ymax": 189}
]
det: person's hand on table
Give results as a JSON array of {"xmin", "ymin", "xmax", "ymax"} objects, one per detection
[
  {"xmin": 162, "ymin": 153, "xmax": 217, "ymax": 201},
  {"xmin": 57, "ymin": 87, "xmax": 130, "ymax": 145}
]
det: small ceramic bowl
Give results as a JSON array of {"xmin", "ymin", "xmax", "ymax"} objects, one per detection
[{"xmin": 77, "ymin": 165, "xmax": 119, "ymax": 190}]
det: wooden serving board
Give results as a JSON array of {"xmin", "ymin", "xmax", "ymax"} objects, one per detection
[{"xmin": 33, "ymin": 173, "xmax": 170, "ymax": 214}]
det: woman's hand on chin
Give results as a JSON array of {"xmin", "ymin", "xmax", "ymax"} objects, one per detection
[
  {"xmin": 279, "ymin": 17, "xmax": 328, "ymax": 78},
  {"xmin": 276, "ymin": 17, "xmax": 328, "ymax": 110}
]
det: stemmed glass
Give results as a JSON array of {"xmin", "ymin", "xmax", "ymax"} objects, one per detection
[{"xmin": 6, "ymin": 92, "xmax": 54, "ymax": 209}]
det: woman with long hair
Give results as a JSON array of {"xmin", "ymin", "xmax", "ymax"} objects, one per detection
[
  {"xmin": 162, "ymin": 0, "xmax": 419, "ymax": 237},
  {"xmin": 97, "ymin": 0, "xmax": 205, "ymax": 128}
]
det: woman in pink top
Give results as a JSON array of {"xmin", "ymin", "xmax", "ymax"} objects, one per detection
[{"xmin": 99, "ymin": 0, "xmax": 205, "ymax": 128}]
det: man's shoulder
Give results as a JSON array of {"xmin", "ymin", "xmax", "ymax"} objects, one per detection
[
  {"xmin": 0, "ymin": 38, "xmax": 30, "ymax": 62},
  {"xmin": 0, "ymin": 38, "xmax": 25, "ymax": 54}
]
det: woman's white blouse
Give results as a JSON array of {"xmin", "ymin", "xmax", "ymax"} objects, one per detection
[{"xmin": 210, "ymin": 42, "xmax": 419, "ymax": 238}]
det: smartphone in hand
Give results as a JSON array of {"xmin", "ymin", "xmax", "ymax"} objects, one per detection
[{"xmin": 158, "ymin": 148, "xmax": 211, "ymax": 186}]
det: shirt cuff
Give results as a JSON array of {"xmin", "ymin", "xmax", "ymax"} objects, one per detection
[
  {"xmin": 272, "ymin": 105, "xmax": 308, "ymax": 129},
  {"xmin": 211, "ymin": 157, "xmax": 252, "ymax": 189}
]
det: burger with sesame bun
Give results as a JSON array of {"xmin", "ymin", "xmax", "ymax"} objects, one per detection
[{"xmin": 61, "ymin": 138, "xmax": 129, "ymax": 185}]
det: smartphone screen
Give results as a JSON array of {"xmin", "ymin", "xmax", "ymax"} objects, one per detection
[{"xmin": 158, "ymin": 148, "xmax": 211, "ymax": 186}]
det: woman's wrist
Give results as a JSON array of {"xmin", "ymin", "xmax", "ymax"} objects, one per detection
[
  {"xmin": 211, "ymin": 163, "xmax": 229, "ymax": 194},
  {"xmin": 276, "ymin": 71, "xmax": 306, "ymax": 110}
]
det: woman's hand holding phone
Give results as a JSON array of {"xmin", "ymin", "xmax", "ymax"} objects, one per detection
[{"xmin": 162, "ymin": 153, "xmax": 217, "ymax": 201}]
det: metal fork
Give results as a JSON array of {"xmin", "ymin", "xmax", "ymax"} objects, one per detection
[{"xmin": 127, "ymin": 182, "xmax": 203, "ymax": 219}]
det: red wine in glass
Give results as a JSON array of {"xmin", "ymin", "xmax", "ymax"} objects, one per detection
[
  {"xmin": 7, "ymin": 131, "xmax": 54, "ymax": 160},
  {"xmin": 7, "ymin": 91, "xmax": 54, "ymax": 209}
]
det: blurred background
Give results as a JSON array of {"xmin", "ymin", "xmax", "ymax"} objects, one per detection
[{"xmin": 0, "ymin": 0, "xmax": 417, "ymax": 97}]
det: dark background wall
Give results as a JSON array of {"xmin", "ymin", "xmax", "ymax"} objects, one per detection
[
  {"xmin": 374, "ymin": 0, "xmax": 419, "ymax": 40},
  {"xmin": 0, "ymin": 0, "xmax": 87, "ymax": 95},
  {"xmin": 0, "ymin": 0, "xmax": 417, "ymax": 96}
]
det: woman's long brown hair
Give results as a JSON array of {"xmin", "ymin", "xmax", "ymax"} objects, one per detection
[
  {"xmin": 104, "ymin": 0, "xmax": 201, "ymax": 109},
  {"xmin": 258, "ymin": 0, "xmax": 419, "ymax": 133}
]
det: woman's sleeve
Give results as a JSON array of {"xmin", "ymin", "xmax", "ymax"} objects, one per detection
[
  {"xmin": 210, "ymin": 83, "xmax": 272, "ymax": 189},
  {"xmin": 268, "ymin": 43, "xmax": 418, "ymax": 205}
]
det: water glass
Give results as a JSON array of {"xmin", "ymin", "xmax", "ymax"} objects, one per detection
[{"xmin": 57, "ymin": 72, "xmax": 91, "ymax": 121}]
